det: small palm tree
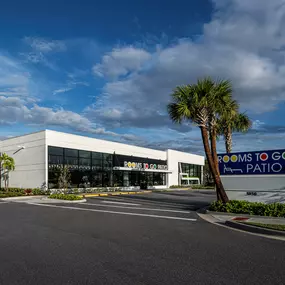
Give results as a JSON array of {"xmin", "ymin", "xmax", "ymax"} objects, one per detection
[
  {"xmin": 167, "ymin": 78, "xmax": 229, "ymax": 203},
  {"xmin": 219, "ymin": 112, "xmax": 252, "ymax": 153},
  {"xmin": 0, "ymin": 153, "xmax": 15, "ymax": 190}
]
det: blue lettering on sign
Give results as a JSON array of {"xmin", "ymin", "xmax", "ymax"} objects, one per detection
[{"xmin": 218, "ymin": 149, "xmax": 285, "ymax": 175}]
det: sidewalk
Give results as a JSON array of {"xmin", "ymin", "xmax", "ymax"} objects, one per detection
[{"xmin": 198, "ymin": 209, "xmax": 285, "ymax": 239}]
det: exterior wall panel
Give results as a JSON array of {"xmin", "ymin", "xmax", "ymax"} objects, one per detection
[
  {"xmin": 0, "ymin": 131, "xmax": 46, "ymax": 188},
  {"xmin": 167, "ymin": 149, "xmax": 205, "ymax": 186}
]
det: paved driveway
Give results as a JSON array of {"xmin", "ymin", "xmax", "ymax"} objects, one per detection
[{"xmin": 0, "ymin": 190, "xmax": 284, "ymax": 285}]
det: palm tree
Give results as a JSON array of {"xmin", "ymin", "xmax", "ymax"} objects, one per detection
[
  {"xmin": 167, "ymin": 78, "xmax": 229, "ymax": 203},
  {"xmin": 208, "ymin": 80, "xmax": 236, "ymax": 174},
  {"xmin": 0, "ymin": 153, "xmax": 15, "ymax": 190},
  {"xmin": 219, "ymin": 112, "xmax": 252, "ymax": 153}
]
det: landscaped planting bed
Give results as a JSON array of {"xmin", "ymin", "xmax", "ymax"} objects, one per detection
[
  {"xmin": 0, "ymin": 188, "xmax": 47, "ymax": 198},
  {"xmin": 210, "ymin": 200, "xmax": 285, "ymax": 217},
  {"xmin": 243, "ymin": 222, "xmax": 285, "ymax": 231},
  {"xmin": 48, "ymin": 194, "xmax": 83, "ymax": 201}
]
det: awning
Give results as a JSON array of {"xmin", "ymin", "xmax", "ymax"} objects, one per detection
[{"xmin": 113, "ymin": 167, "xmax": 172, "ymax": 173}]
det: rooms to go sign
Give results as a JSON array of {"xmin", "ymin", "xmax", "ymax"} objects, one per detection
[
  {"xmin": 124, "ymin": 161, "xmax": 168, "ymax": 170},
  {"xmin": 218, "ymin": 149, "xmax": 285, "ymax": 175}
]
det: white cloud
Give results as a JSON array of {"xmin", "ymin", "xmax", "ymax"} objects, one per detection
[
  {"xmin": 92, "ymin": 46, "xmax": 151, "ymax": 79},
  {"xmin": 0, "ymin": 95, "xmax": 123, "ymax": 137},
  {"xmin": 24, "ymin": 37, "xmax": 66, "ymax": 53},
  {"xmin": 52, "ymin": 80, "xmax": 90, "ymax": 95},
  {"xmin": 0, "ymin": 54, "xmax": 31, "ymax": 98},
  {"xmin": 0, "ymin": 53, "xmax": 138, "ymax": 141},
  {"xmin": 22, "ymin": 37, "xmax": 66, "ymax": 68},
  {"xmin": 52, "ymin": 87, "xmax": 73, "ymax": 95},
  {"xmin": 86, "ymin": 0, "xmax": 285, "ymax": 139}
]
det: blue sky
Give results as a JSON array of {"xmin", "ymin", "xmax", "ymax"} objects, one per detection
[{"xmin": 1, "ymin": 0, "xmax": 285, "ymax": 155}]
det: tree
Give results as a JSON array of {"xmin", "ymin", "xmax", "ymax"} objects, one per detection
[
  {"xmin": 203, "ymin": 160, "xmax": 214, "ymax": 186},
  {"xmin": 0, "ymin": 153, "xmax": 15, "ymax": 190},
  {"xmin": 57, "ymin": 166, "xmax": 71, "ymax": 193},
  {"xmin": 218, "ymin": 102, "xmax": 252, "ymax": 153},
  {"xmin": 167, "ymin": 78, "xmax": 229, "ymax": 202},
  {"xmin": 208, "ymin": 80, "xmax": 236, "ymax": 175}
]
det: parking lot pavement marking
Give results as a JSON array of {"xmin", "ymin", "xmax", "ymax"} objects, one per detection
[
  {"xmin": 83, "ymin": 202, "xmax": 191, "ymax": 214},
  {"xmin": 26, "ymin": 202, "xmax": 197, "ymax": 222},
  {"xmin": 101, "ymin": 201, "xmax": 141, "ymax": 206}
]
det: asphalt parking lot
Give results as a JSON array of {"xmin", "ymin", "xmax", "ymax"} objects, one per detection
[{"xmin": 0, "ymin": 190, "xmax": 285, "ymax": 285}]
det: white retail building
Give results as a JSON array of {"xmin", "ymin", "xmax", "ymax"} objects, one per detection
[{"xmin": 0, "ymin": 130, "xmax": 204, "ymax": 189}]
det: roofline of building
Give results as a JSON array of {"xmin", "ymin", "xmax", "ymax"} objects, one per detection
[
  {"xmin": 0, "ymin": 129, "xmax": 204, "ymax": 158},
  {"xmin": 0, "ymin": 129, "xmax": 46, "ymax": 142}
]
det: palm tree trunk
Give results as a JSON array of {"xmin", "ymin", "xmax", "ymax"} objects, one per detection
[
  {"xmin": 4, "ymin": 175, "xmax": 8, "ymax": 191},
  {"xmin": 210, "ymin": 128, "xmax": 220, "ymax": 175},
  {"xmin": 224, "ymin": 127, "xmax": 232, "ymax": 153},
  {"xmin": 200, "ymin": 126, "xmax": 229, "ymax": 203},
  {"xmin": 210, "ymin": 128, "xmax": 222, "ymax": 201}
]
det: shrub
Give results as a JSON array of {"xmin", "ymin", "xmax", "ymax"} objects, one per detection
[
  {"xmin": 209, "ymin": 200, "xmax": 285, "ymax": 217},
  {"xmin": 1, "ymin": 188, "xmax": 25, "ymax": 194},
  {"xmin": 32, "ymin": 188, "xmax": 46, "ymax": 195},
  {"xmin": 0, "ymin": 192, "xmax": 26, "ymax": 198},
  {"xmin": 169, "ymin": 185, "xmax": 214, "ymax": 189},
  {"xmin": 48, "ymin": 194, "xmax": 83, "ymax": 201},
  {"xmin": 192, "ymin": 185, "xmax": 214, "ymax": 189},
  {"xmin": 25, "ymin": 189, "xmax": 33, "ymax": 195},
  {"xmin": 72, "ymin": 188, "xmax": 79, "ymax": 194},
  {"xmin": 169, "ymin": 185, "xmax": 191, "ymax": 188}
]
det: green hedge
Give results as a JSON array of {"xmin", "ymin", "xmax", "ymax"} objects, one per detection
[
  {"xmin": 0, "ymin": 192, "xmax": 26, "ymax": 198},
  {"xmin": 169, "ymin": 185, "xmax": 191, "ymax": 188},
  {"xmin": 169, "ymin": 185, "xmax": 214, "ymax": 189},
  {"xmin": 191, "ymin": 185, "xmax": 214, "ymax": 189},
  {"xmin": 209, "ymin": 200, "xmax": 285, "ymax": 217},
  {"xmin": 48, "ymin": 194, "xmax": 83, "ymax": 201},
  {"xmin": 0, "ymin": 188, "xmax": 48, "ymax": 196}
]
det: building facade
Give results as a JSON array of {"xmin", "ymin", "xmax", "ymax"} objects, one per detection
[{"xmin": 0, "ymin": 130, "xmax": 204, "ymax": 189}]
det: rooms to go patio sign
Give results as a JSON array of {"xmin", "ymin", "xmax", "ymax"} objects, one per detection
[
  {"xmin": 218, "ymin": 149, "xmax": 285, "ymax": 175},
  {"xmin": 124, "ymin": 161, "xmax": 168, "ymax": 170}
]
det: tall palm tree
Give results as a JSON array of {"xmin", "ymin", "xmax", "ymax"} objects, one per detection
[
  {"xmin": 0, "ymin": 153, "xmax": 15, "ymax": 190},
  {"xmin": 167, "ymin": 78, "xmax": 229, "ymax": 203},
  {"xmin": 208, "ymin": 80, "xmax": 237, "ymax": 174}
]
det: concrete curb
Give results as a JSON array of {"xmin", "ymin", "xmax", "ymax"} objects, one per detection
[
  {"xmin": 197, "ymin": 211, "xmax": 285, "ymax": 241},
  {"xmin": 225, "ymin": 220, "xmax": 285, "ymax": 237},
  {"xmin": 206, "ymin": 210, "xmax": 285, "ymax": 222},
  {"xmin": 0, "ymin": 195, "xmax": 46, "ymax": 201},
  {"xmin": 42, "ymin": 198, "xmax": 87, "ymax": 204},
  {"xmin": 82, "ymin": 191, "xmax": 152, "ymax": 198}
]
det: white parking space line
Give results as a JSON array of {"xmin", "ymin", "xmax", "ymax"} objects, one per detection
[
  {"xmin": 101, "ymin": 201, "xmax": 141, "ymax": 206},
  {"xmin": 0, "ymin": 202, "xmax": 9, "ymax": 204},
  {"xmin": 27, "ymin": 203, "xmax": 197, "ymax": 222},
  {"xmin": 84, "ymin": 203, "xmax": 191, "ymax": 214}
]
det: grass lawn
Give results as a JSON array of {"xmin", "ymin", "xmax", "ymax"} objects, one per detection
[{"xmin": 244, "ymin": 222, "xmax": 285, "ymax": 232}]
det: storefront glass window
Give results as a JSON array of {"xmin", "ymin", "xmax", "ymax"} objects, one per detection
[
  {"xmin": 48, "ymin": 146, "xmax": 168, "ymax": 188},
  {"xmin": 180, "ymin": 163, "xmax": 202, "ymax": 184}
]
